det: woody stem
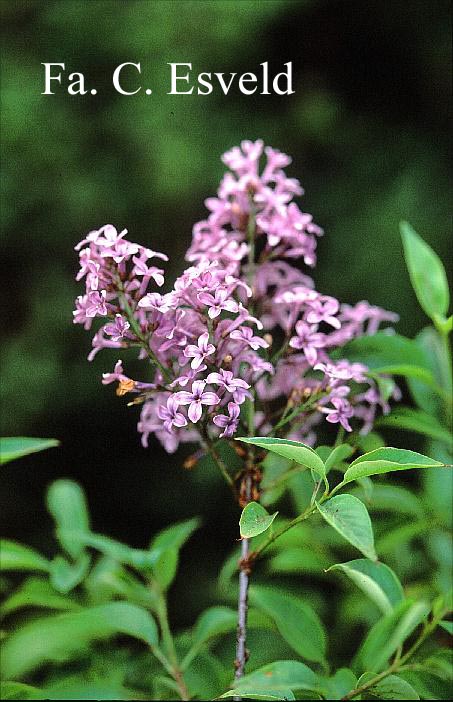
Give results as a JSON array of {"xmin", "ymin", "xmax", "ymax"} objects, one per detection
[{"xmin": 234, "ymin": 472, "xmax": 253, "ymax": 682}]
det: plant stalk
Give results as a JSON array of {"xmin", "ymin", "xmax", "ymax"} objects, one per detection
[
  {"xmin": 234, "ymin": 472, "xmax": 253, "ymax": 682},
  {"xmin": 156, "ymin": 593, "xmax": 190, "ymax": 701}
]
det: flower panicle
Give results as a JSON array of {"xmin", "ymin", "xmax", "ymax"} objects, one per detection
[{"xmin": 73, "ymin": 142, "xmax": 399, "ymax": 453}]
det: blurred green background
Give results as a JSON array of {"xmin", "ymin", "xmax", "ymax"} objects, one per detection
[{"xmin": 1, "ymin": 0, "xmax": 451, "ymax": 631}]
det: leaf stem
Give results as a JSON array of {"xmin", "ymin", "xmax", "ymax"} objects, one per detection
[
  {"xmin": 340, "ymin": 605, "xmax": 449, "ymax": 700},
  {"xmin": 155, "ymin": 593, "xmax": 190, "ymax": 701},
  {"xmin": 250, "ymin": 504, "xmax": 316, "ymax": 560}
]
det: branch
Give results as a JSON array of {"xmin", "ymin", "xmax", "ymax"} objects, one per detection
[
  {"xmin": 340, "ymin": 606, "xmax": 449, "ymax": 701},
  {"xmin": 201, "ymin": 435, "xmax": 234, "ymax": 488},
  {"xmin": 234, "ymin": 473, "xmax": 253, "ymax": 682}
]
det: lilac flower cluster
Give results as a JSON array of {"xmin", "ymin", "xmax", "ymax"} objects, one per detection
[{"xmin": 74, "ymin": 141, "xmax": 399, "ymax": 453}]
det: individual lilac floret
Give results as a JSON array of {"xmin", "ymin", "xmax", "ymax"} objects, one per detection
[
  {"xmin": 157, "ymin": 396, "xmax": 188, "ymax": 433},
  {"xmin": 230, "ymin": 326, "xmax": 269, "ymax": 350},
  {"xmin": 104, "ymin": 314, "xmax": 131, "ymax": 342},
  {"xmin": 206, "ymin": 370, "xmax": 251, "ymax": 404},
  {"xmin": 198, "ymin": 288, "xmax": 239, "ymax": 318},
  {"xmin": 289, "ymin": 321, "xmax": 326, "ymax": 365},
  {"xmin": 320, "ymin": 397, "xmax": 354, "ymax": 432},
  {"xmin": 85, "ymin": 290, "xmax": 108, "ymax": 317},
  {"xmin": 184, "ymin": 332, "xmax": 216, "ymax": 370},
  {"xmin": 306, "ymin": 296, "xmax": 341, "ymax": 329},
  {"xmin": 174, "ymin": 381, "xmax": 220, "ymax": 423},
  {"xmin": 213, "ymin": 402, "xmax": 241, "ymax": 438}
]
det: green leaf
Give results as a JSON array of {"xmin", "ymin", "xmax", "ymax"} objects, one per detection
[
  {"xmin": 422, "ymin": 648, "xmax": 453, "ymax": 680},
  {"xmin": 338, "ymin": 332, "xmax": 429, "ymax": 371},
  {"xmin": 350, "ymin": 484, "xmax": 424, "ymax": 518},
  {"xmin": 400, "ymin": 220, "xmax": 449, "ymax": 322},
  {"xmin": 356, "ymin": 599, "xmax": 430, "ymax": 672},
  {"xmin": 64, "ymin": 530, "xmax": 158, "ymax": 570},
  {"xmin": 84, "ymin": 556, "xmax": 158, "ymax": 609},
  {"xmin": 316, "ymin": 495, "xmax": 377, "ymax": 560},
  {"xmin": 318, "ymin": 669, "xmax": 357, "ymax": 700},
  {"xmin": 233, "ymin": 660, "xmax": 319, "ymax": 696},
  {"xmin": 183, "ymin": 650, "xmax": 229, "ymax": 700},
  {"xmin": 0, "ymin": 436, "xmax": 59, "ymax": 465},
  {"xmin": 1, "ymin": 577, "xmax": 80, "ymax": 616},
  {"xmin": 338, "ymin": 333, "xmax": 445, "ymax": 395},
  {"xmin": 439, "ymin": 620, "xmax": 453, "ymax": 635},
  {"xmin": 376, "ymin": 521, "xmax": 430, "ymax": 556},
  {"xmin": 408, "ymin": 326, "xmax": 452, "ymax": 416},
  {"xmin": 1, "ymin": 601, "xmax": 159, "ymax": 679},
  {"xmin": 0, "ymin": 539, "xmax": 49, "ymax": 572},
  {"xmin": 219, "ymin": 690, "xmax": 295, "ymax": 701},
  {"xmin": 376, "ymin": 407, "xmax": 452, "ymax": 444},
  {"xmin": 149, "ymin": 516, "xmax": 201, "ymax": 552},
  {"xmin": 240, "ymin": 502, "xmax": 278, "ymax": 538},
  {"xmin": 46, "ymin": 480, "xmax": 90, "ymax": 559},
  {"xmin": 344, "ymin": 447, "xmax": 444, "ymax": 484},
  {"xmin": 237, "ymin": 437, "xmax": 326, "ymax": 481},
  {"xmin": 359, "ymin": 672, "xmax": 420, "ymax": 699},
  {"xmin": 268, "ymin": 547, "xmax": 329, "ymax": 575},
  {"xmin": 260, "ymin": 453, "xmax": 294, "ymax": 507},
  {"xmin": 324, "ymin": 444, "xmax": 355, "ymax": 473},
  {"xmin": 44, "ymin": 677, "xmax": 139, "ymax": 700},
  {"xmin": 0, "ymin": 681, "xmax": 42, "ymax": 700},
  {"xmin": 327, "ymin": 559, "xmax": 404, "ymax": 613},
  {"xmin": 192, "ymin": 606, "xmax": 238, "ymax": 647},
  {"xmin": 152, "ymin": 547, "xmax": 178, "ymax": 590},
  {"xmin": 398, "ymin": 669, "xmax": 451, "ymax": 700},
  {"xmin": 249, "ymin": 586, "xmax": 326, "ymax": 663},
  {"xmin": 49, "ymin": 553, "xmax": 91, "ymax": 593}
]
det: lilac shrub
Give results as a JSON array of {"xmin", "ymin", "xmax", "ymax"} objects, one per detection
[{"xmin": 73, "ymin": 140, "xmax": 399, "ymax": 453}]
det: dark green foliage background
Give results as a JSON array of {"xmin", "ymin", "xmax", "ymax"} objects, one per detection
[{"xmin": 1, "ymin": 0, "xmax": 451, "ymax": 645}]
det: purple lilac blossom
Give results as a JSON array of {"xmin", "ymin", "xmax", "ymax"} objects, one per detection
[{"xmin": 73, "ymin": 143, "xmax": 399, "ymax": 453}]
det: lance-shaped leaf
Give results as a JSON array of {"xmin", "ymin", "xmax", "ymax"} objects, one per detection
[
  {"xmin": 316, "ymin": 495, "xmax": 377, "ymax": 560},
  {"xmin": 0, "ymin": 681, "xmax": 42, "ymax": 700},
  {"xmin": 357, "ymin": 672, "xmax": 420, "ymax": 700},
  {"xmin": 240, "ymin": 502, "xmax": 278, "ymax": 538},
  {"xmin": 46, "ymin": 480, "xmax": 90, "ymax": 559},
  {"xmin": 149, "ymin": 516, "xmax": 201, "ymax": 552},
  {"xmin": 237, "ymin": 437, "xmax": 326, "ymax": 481},
  {"xmin": 400, "ymin": 221, "xmax": 449, "ymax": 322},
  {"xmin": 0, "ymin": 540, "xmax": 50, "ymax": 573},
  {"xmin": 60, "ymin": 529, "xmax": 169, "ymax": 574},
  {"xmin": 318, "ymin": 668, "xmax": 357, "ymax": 700},
  {"xmin": 343, "ymin": 447, "xmax": 444, "ymax": 484},
  {"xmin": 49, "ymin": 553, "xmax": 91, "ymax": 593},
  {"xmin": 192, "ymin": 606, "xmax": 238, "ymax": 648},
  {"xmin": 1, "ymin": 601, "xmax": 158, "ymax": 679},
  {"xmin": 0, "ymin": 437, "xmax": 59, "ymax": 465},
  {"xmin": 1, "ymin": 577, "xmax": 80, "ymax": 616},
  {"xmin": 356, "ymin": 599, "xmax": 430, "ymax": 672},
  {"xmin": 327, "ymin": 559, "xmax": 404, "ymax": 613},
  {"xmin": 220, "ymin": 690, "xmax": 295, "ymax": 701},
  {"xmin": 232, "ymin": 660, "xmax": 319, "ymax": 696},
  {"xmin": 376, "ymin": 408, "xmax": 452, "ymax": 445},
  {"xmin": 249, "ymin": 586, "xmax": 326, "ymax": 663},
  {"xmin": 323, "ymin": 444, "xmax": 354, "ymax": 473}
]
